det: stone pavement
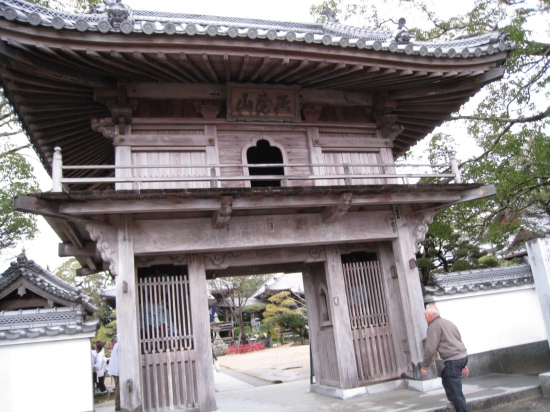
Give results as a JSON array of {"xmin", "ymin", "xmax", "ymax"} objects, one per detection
[{"xmin": 94, "ymin": 370, "xmax": 547, "ymax": 412}]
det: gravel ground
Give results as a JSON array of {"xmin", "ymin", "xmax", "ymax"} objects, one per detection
[{"xmin": 217, "ymin": 343, "xmax": 310, "ymax": 383}]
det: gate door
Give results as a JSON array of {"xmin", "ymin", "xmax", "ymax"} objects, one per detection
[
  {"xmin": 138, "ymin": 272, "xmax": 198, "ymax": 411},
  {"xmin": 342, "ymin": 259, "xmax": 398, "ymax": 383}
]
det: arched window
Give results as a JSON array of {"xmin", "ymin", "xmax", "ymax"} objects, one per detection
[{"xmin": 246, "ymin": 139, "xmax": 284, "ymax": 187}]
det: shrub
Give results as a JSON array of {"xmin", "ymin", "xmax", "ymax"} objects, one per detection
[{"xmin": 226, "ymin": 342, "xmax": 266, "ymax": 355}]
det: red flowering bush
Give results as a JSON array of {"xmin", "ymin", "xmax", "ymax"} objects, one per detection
[{"xmin": 226, "ymin": 342, "xmax": 266, "ymax": 355}]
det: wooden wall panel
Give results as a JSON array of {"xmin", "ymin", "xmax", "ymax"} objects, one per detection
[
  {"xmin": 216, "ymin": 131, "xmax": 311, "ymax": 188},
  {"xmin": 131, "ymin": 151, "xmax": 209, "ymax": 189}
]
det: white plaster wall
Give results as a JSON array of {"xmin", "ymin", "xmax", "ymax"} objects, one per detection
[
  {"xmin": 0, "ymin": 337, "xmax": 94, "ymax": 412},
  {"xmin": 426, "ymin": 286, "xmax": 547, "ymax": 355},
  {"xmin": 526, "ymin": 237, "xmax": 550, "ymax": 345}
]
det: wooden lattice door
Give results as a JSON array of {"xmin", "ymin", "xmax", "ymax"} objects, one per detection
[
  {"xmin": 342, "ymin": 259, "xmax": 399, "ymax": 383},
  {"xmin": 138, "ymin": 272, "xmax": 198, "ymax": 411}
]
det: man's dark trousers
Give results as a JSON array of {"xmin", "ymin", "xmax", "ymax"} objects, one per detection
[{"xmin": 441, "ymin": 357, "xmax": 470, "ymax": 412}]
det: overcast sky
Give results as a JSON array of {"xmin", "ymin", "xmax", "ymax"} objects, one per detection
[{"xmin": 0, "ymin": 0, "xmax": 496, "ymax": 272}]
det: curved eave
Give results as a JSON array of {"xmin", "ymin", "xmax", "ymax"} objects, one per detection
[{"xmin": 0, "ymin": 18, "xmax": 509, "ymax": 181}]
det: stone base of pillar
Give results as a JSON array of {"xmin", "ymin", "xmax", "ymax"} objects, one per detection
[
  {"xmin": 540, "ymin": 372, "xmax": 550, "ymax": 397},
  {"xmin": 405, "ymin": 378, "xmax": 443, "ymax": 392},
  {"xmin": 310, "ymin": 377, "xmax": 442, "ymax": 400}
]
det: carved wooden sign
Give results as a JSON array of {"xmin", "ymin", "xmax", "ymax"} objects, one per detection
[{"xmin": 227, "ymin": 83, "xmax": 301, "ymax": 122}]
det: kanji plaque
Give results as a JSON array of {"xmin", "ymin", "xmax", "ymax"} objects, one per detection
[{"xmin": 227, "ymin": 83, "xmax": 301, "ymax": 122}]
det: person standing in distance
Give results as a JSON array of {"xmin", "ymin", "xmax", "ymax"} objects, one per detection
[
  {"xmin": 421, "ymin": 305, "xmax": 470, "ymax": 412},
  {"xmin": 108, "ymin": 337, "xmax": 121, "ymax": 411}
]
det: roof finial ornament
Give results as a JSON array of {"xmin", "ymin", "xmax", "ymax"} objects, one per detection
[
  {"xmin": 320, "ymin": 7, "xmax": 338, "ymax": 23},
  {"xmin": 94, "ymin": 0, "xmax": 133, "ymax": 28},
  {"xmin": 17, "ymin": 249, "xmax": 28, "ymax": 264},
  {"xmin": 397, "ymin": 17, "xmax": 406, "ymax": 30}
]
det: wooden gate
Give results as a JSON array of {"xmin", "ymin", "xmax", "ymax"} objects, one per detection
[
  {"xmin": 342, "ymin": 260, "xmax": 398, "ymax": 383},
  {"xmin": 138, "ymin": 274, "xmax": 198, "ymax": 411}
]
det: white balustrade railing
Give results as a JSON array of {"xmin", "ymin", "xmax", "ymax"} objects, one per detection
[{"xmin": 51, "ymin": 147, "xmax": 462, "ymax": 192}]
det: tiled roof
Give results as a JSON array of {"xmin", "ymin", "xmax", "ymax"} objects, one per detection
[
  {"xmin": 0, "ymin": 305, "xmax": 99, "ymax": 341},
  {"xmin": 0, "ymin": 253, "xmax": 97, "ymax": 313},
  {"xmin": 424, "ymin": 264, "xmax": 533, "ymax": 296},
  {"xmin": 0, "ymin": 0, "xmax": 513, "ymax": 59},
  {"xmin": 253, "ymin": 272, "xmax": 304, "ymax": 299}
]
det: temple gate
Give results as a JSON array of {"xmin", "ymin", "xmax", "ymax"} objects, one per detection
[{"xmin": 0, "ymin": 0, "xmax": 513, "ymax": 410}]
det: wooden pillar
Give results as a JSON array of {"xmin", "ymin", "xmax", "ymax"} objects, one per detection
[
  {"xmin": 391, "ymin": 211, "xmax": 432, "ymax": 368},
  {"xmin": 188, "ymin": 253, "xmax": 216, "ymax": 412},
  {"xmin": 324, "ymin": 245, "xmax": 358, "ymax": 389},
  {"xmin": 302, "ymin": 264, "xmax": 322, "ymax": 385},
  {"xmin": 115, "ymin": 145, "xmax": 133, "ymax": 190},
  {"xmin": 116, "ymin": 215, "xmax": 142, "ymax": 412}
]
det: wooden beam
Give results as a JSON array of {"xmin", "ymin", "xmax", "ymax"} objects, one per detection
[
  {"xmin": 133, "ymin": 211, "xmax": 397, "ymax": 254},
  {"xmin": 273, "ymin": 59, "xmax": 309, "ymax": 82},
  {"xmin": 223, "ymin": 54, "xmax": 231, "ymax": 83},
  {"xmin": 59, "ymin": 241, "xmax": 98, "ymax": 257},
  {"xmin": 301, "ymin": 64, "xmax": 364, "ymax": 87},
  {"xmin": 237, "ymin": 55, "xmax": 249, "ymax": 82},
  {"xmin": 322, "ymin": 192, "xmax": 352, "ymax": 223},
  {"xmin": 284, "ymin": 61, "xmax": 327, "ymax": 83},
  {"xmin": 301, "ymin": 88, "xmax": 372, "ymax": 106},
  {"xmin": 178, "ymin": 53, "xmax": 209, "ymax": 83},
  {"xmin": 212, "ymin": 196, "xmax": 232, "ymax": 229},
  {"xmin": 58, "ymin": 192, "xmax": 463, "ymax": 215},
  {"xmin": 133, "ymin": 51, "xmax": 184, "ymax": 82},
  {"xmin": 248, "ymin": 56, "xmax": 269, "ymax": 82},
  {"xmin": 260, "ymin": 57, "xmax": 289, "ymax": 82},
  {"xmin": 155, "ymin": 52, "xmax": 194, "ymax": 82},
  {"xmin": 125, "ymin": 83, "xmax": 226, "ymax": 100},
  {"xmin": 201, "ymin": 53, "xmax": 220, "ymax": 83}
]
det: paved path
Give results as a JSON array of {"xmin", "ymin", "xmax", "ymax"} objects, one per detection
[{"xmin": 94, "ymin": 371, "xmax": 544, "ymax": 412}]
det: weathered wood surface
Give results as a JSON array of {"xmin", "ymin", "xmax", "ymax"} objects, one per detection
[
  {"xmin": 391, "ymin": 210, "xmax": 434, "ymax": 366},
  {"xmin": 376, "ymin": 242, "xmax": 410, "ymax": 377},
  {"xmin": 132, "ymin": 211, "xmax": 396, "ymax": 255},
  {"xmin": 57, "ymin": 190, "xmax": 463, "ymax": 216},
  {"xmin": 324, "ymin": 245, "xmax": 359, "ymax": 389},
  {"xmin": 188, "ymin": 254, "xmax": 216, "ymax": 412},
  {"xmin": 115, "ymin": 215, "xmax": 143, "ymax": 412},
  {"xmin": 343, "ymin": 260, "xmax": 399, "ymax": 383}
]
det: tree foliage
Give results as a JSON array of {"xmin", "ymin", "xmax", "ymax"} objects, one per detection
[
  {"xmin": 0, "ymin": 140, "xmax": 39, "ymax": 251},
  {"xmin": 311, "ymin": 1, "xmax": 550, "ymax": 272},
  {"xmin": 55, "ymin": 258, "xmax": 115, "ymax": 325},
  {"xmin": 208, "ymin": 275, "xmax": 271, "ymax": 343},
  {"xmin": 262, "ymin": 291, "xmax": 308, "ymax": 343}
]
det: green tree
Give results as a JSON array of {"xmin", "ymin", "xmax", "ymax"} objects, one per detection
[
  {"xmin": 55, "ymin": 258, "xmax": 115, "ymax": 325},
  {"xmin": 0, "ymin": 132, "xmax": 39, "ymax": 250},
  {"xmin": 311, "ymin": 0, "xmax": 550, "ymax": 261},
  {"xmin": 262, "ymin": 291, "xmax": 308, "ymax": 344},
  {"xmin": 208, "ymin": 275, "xmax": 271, "ymax": 344}
]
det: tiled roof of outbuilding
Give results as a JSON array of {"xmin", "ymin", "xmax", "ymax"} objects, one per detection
[
  {"xmin": 424, "ymin": 264, "xmax": 533, "ymax": 296},
  {"xmin": 0, "ymin": 305, "xmax": 99, "ymax": 340},
  {"xmin": 0, "ymin": 0, "xmax": 513, "ymax": 59},
  {"xmin": 0, "ymin": 252, "xmax": 97, "ymax": 313}
]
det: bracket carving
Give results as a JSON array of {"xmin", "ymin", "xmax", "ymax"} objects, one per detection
[
  {"xmin": 194, "ymin": 102, "xmax": 222, "ymax": 119},
  {"xmin": 322, "ymin": 192, "xmax": 352, "ymax": 223},
  {"xmin": 212, "ymin": 196, "xmax": 233, "ymax": 229},
  {"xmin": 86, "ymin": 223, "xmax": 118, "ymax": 276},
  {"xmin": 408, "ymin": 209, "xmax": 436, "ymax": 249},
  {"xmin": 204, "ymin": 251, "xmax": 245, "ymax": 269}
]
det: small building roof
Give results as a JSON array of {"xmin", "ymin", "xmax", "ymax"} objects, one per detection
[
  {"xmin": 0, "ymin": 252, "xmax": 97, "ymax": 314},
  {"xmin": 254, "ymin": 272, "xmax": 304, "ymax": 300},
  {"xmin": 424, "ymin": 264, "xmax": 533, "ymax": 296},
  {"xmin": 0, "ymin": 305, "xmax": 99, "ymax": 341}
]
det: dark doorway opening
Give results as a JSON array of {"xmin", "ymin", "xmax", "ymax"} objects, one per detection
[{"xmin": 246, "ymin": 139, "xmax": 284, "ymax": 187}]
